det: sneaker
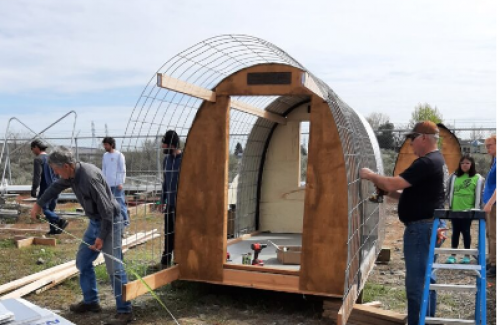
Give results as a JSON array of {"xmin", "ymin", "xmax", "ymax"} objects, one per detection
[
  {"xmin": 459, "ymin": 257, "xmax": 470, "ymax": 264},
  {"xmin": 487, "ymin": 266, "xmax": 496, "ymax": 278},
  {"xmin": 445, "ymin": 256, "xmax": 456, "ymax": 264},
  {"xmin": 55, "ymin": 219, "xmax": 69, "ymax": 234},
  {"xmin": 69, "ymin": 301, "xmax": 102, "ymax": 313},
  {"xmin": 104, "ymin": 312, "xmax": 134, "ymax": 325}
]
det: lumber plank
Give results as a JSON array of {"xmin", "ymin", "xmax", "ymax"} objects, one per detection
[
  {"xmin": 230, "ymin": 100, "xmax": 286, "ymax": 124},
  {"xmin": 156, "ymin": 73, "xmax": 216, "ymax": 102},
  {"xmin": 0, "ymin": 227, "xmax": 47, "ymax": 234},
  {"xmin": 33, "ymin": 238, "xmax": 57, "ymax": 247},
  {"xmin": 0, "ymin": 260, "xmax": 75, "ymax": 295},
  {"xmin": 122, "ymin": 265, "xmax": 180, "ymax": 301},
  {"xmin": 15, "ymin": 237, "xmax": 34, "ymax": 248},
  {"xmin": 0, "ymin": 231, "xmax": 157, "ymax": 298}
]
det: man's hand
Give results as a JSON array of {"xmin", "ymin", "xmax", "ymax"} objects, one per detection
[
  {"xmin": 360, "ymin": 168, "xmax": 375, "ymax": 180},
  {"xmin": 436, "ymin": 228, "xmax": 448, "ymax": 246},
  {"xmin": 30, "ymin": 203, "xmax": 42, "ymax": 220},
  {"xmin": 89, "ymin": 238, "xmax": 103, "ymax": 251},
  {"xmin": 30, "ymin": 189, "xmax": 37, "ymax": 198}
]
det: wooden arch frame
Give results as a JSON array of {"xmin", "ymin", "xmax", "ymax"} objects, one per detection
[
  {"xmin": 172, "ymin": 63, "xmax": 348, "ymax": 295},
  {"xmin": 123, "ymin": 63, "xmax": 376, "ymax": 325}
]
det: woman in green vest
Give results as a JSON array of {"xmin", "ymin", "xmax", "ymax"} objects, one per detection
[{"xmin": 445, "ymin": 155, "xmax": 484, "ymax": 264}]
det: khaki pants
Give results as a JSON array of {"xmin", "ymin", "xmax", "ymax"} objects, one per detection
[{"xmin": 486, "ymin": 203, "xmax": 497, "ymax": 265}]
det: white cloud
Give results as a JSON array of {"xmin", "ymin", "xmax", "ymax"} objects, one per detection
[{"xmin": 0, "ymin": 0, "xmax": 496, "ymax": 130}]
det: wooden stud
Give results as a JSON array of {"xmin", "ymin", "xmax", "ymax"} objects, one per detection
[{"xmin": 122, "ymin": 265, "xmax": 180, "ymax": 301}]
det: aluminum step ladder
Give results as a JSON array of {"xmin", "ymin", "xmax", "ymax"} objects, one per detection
[{"xmin": 419, "ymin": 209, "xmax": 487, "ymax": 325}]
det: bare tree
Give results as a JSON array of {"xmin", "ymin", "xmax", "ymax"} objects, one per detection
[{"xmin": 366, "ymin": 112, "xmax": 390, "ymax": 131}]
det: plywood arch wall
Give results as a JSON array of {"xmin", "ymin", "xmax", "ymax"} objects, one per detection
[{"xmin": 393, "ymin": 123, "xmax": 461, "ymax": 176}]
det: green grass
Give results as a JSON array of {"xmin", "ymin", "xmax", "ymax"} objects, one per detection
[
  {"xmin": 0, "ymin": 239, "xmax": 15, "ymax": 248},
  {"xmin": 363, "ymin": 282, "xmax": 407, "ymax": 311}
]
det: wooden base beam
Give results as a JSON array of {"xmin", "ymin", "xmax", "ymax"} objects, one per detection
[{"xmin": 122, "ymin": 265, "xmax": 179, "ymax": 301}]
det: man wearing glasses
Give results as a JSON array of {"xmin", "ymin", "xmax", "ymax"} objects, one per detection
[{"xmin": 360, "ymin": 121, "xmax": 448, "ymax": 325}]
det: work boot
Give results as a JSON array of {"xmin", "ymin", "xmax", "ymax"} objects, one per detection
[
  {"xmin": 69, "ymin": 301, "xmax": 102, "ymax": 313},
  {"xmin": 55, "ymin": 219, "xmax": 69, "ymax": 234},
  {"xmin": 104, "ymin": 312, "xmax": 134, "ymax": 325}
]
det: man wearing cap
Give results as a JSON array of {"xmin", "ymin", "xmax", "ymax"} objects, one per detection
[
  {"xmin": 30, "ymin": 139, "xmax": 68, "ymax": 235},
  {"xmin": 360, "ymin": 121, "xmax": 448, "ymax": 325},
  {"xmin": 160, "ymin": 130, "xmax": 183, "ymax": 267}
]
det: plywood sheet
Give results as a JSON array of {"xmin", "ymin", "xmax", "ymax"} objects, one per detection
[
  {"xmin": 300, "ymin": 97, "xmax": 347, "ymax": 295},
  {"xmin": 175, "ymin": 96, "xmax": 230, "ymax": 282}
]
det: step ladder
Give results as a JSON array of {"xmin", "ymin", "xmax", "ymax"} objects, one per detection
[{"xmin": 419, "ymin": 209, "xmax": 487, "ymax": 325}]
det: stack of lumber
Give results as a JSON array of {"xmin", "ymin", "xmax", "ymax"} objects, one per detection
[
  {"xmin": 0, "ymin": 230, "xmax": 159, "ymax": 300},
  {"xmin": 323, "ymin": 299, "xmax": 407, "ymax": 325}
]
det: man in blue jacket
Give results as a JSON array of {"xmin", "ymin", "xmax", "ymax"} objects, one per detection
[{"xmin": 31, "ymin": 139, "xmax": 68, "ymax": 235}]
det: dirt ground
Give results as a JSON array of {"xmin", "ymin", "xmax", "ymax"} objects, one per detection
[{"xmin": 1, "ymin": 202, "xmax": 496, "ymax": 325}]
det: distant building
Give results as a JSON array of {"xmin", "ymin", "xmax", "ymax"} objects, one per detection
[{"xmin": 459, "ymin": 139, "xmax": 487, "ymax": 155}]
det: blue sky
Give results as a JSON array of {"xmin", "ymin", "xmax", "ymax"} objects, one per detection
[{"xmin": 0, "ymin": 0, "xmax": 496, "ymax": 137}]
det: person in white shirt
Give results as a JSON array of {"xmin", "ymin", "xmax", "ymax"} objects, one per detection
[{"xmin": 102, "ymin": 137, "xmax": 129, "ymax": 228}]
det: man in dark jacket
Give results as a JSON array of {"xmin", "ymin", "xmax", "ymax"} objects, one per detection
[
  {"xmin": 30, "ymin": 139, "xmax": 68, "ymax": 235},
  {"xmin": 160, "ymin": 130, "xmax": 182, "ymax": 267}
]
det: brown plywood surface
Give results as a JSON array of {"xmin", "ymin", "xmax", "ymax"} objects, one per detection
[
  {"xmin": 299, "ymin": 97, "xmax": 348, "ymax": 295},
  {"xmin": 393, "ymin": 124, "xmax": 461, "ymax": 176},
  {"xmin": 175, "ymin": 96, "xmax": 230, "ymax": 282},
  {"xmin": 216, "ymin": 64, "xmax": 312, "ymax": 97}
]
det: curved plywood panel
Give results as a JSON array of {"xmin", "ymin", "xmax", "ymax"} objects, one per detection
[{"xmin": 393, "ymin": 123, "xmax": 461, "ymax": 177}]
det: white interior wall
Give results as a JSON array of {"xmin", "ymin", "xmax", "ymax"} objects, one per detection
[{"xmin": 260, "ymin": 103, "xmax": 309, "ymax": 233}]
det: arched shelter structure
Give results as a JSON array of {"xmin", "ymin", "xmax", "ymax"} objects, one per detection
[
  {"xmin": 394, "ymin": 123, "xmax": 461, "ymax": 177},
  {"xmin": 121, "ymin": 35, "xmax": 385, "ymax": 324}
]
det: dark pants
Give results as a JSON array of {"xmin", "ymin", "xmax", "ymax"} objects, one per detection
[
  {"xmin": 161, "ymin": 206, "xmax": 176, "ymax": 265},
  {"xmin": 450, "ymin": 218, "xmax": 472, "ymax": 250}
]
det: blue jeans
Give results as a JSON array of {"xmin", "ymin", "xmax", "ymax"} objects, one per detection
[
  {"xmin": 404, "ymin": 221, "xmax": 436, "ymax": 325},
  {"xmin": 40, "ymin": 196, "xmax": 60, "ymax": 233},
  {"xmin": 111, "ymin": 187, "xmax": 129, "ymax": 227},
  {"xmin": 76, "ymin": 218, "xmax": 132, "ymax": 313}
]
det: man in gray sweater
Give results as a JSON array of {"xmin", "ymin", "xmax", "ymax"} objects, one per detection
[{"xmin": 30, "ymin": 146, "xmax": 133, "ymax": 325}]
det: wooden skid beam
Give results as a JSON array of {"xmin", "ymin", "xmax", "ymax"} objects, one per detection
[
  {"xmin": 122, "ymin": 265, "xmax": 180, "ymax": 301},
  {"xmin": 156, "ymin": 73, "xmax": 285, "ymax": 124}
]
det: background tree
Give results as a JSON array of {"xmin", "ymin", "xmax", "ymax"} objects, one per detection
[
  {"xmin": 377, "ymin": 122, "xmax": 395, "ymax": 149},
  {"xmin": 366, "ymin": 112, "xmax": 390, "ymax": 131},
  {"xmin": 409, "ymin": 102, "xmax": 443, "ymax": 127}
]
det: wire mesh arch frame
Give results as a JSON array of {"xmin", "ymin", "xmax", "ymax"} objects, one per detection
[{"xmin": 121, "ymin": 34, "xmax": 384, "ymax": 301}]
